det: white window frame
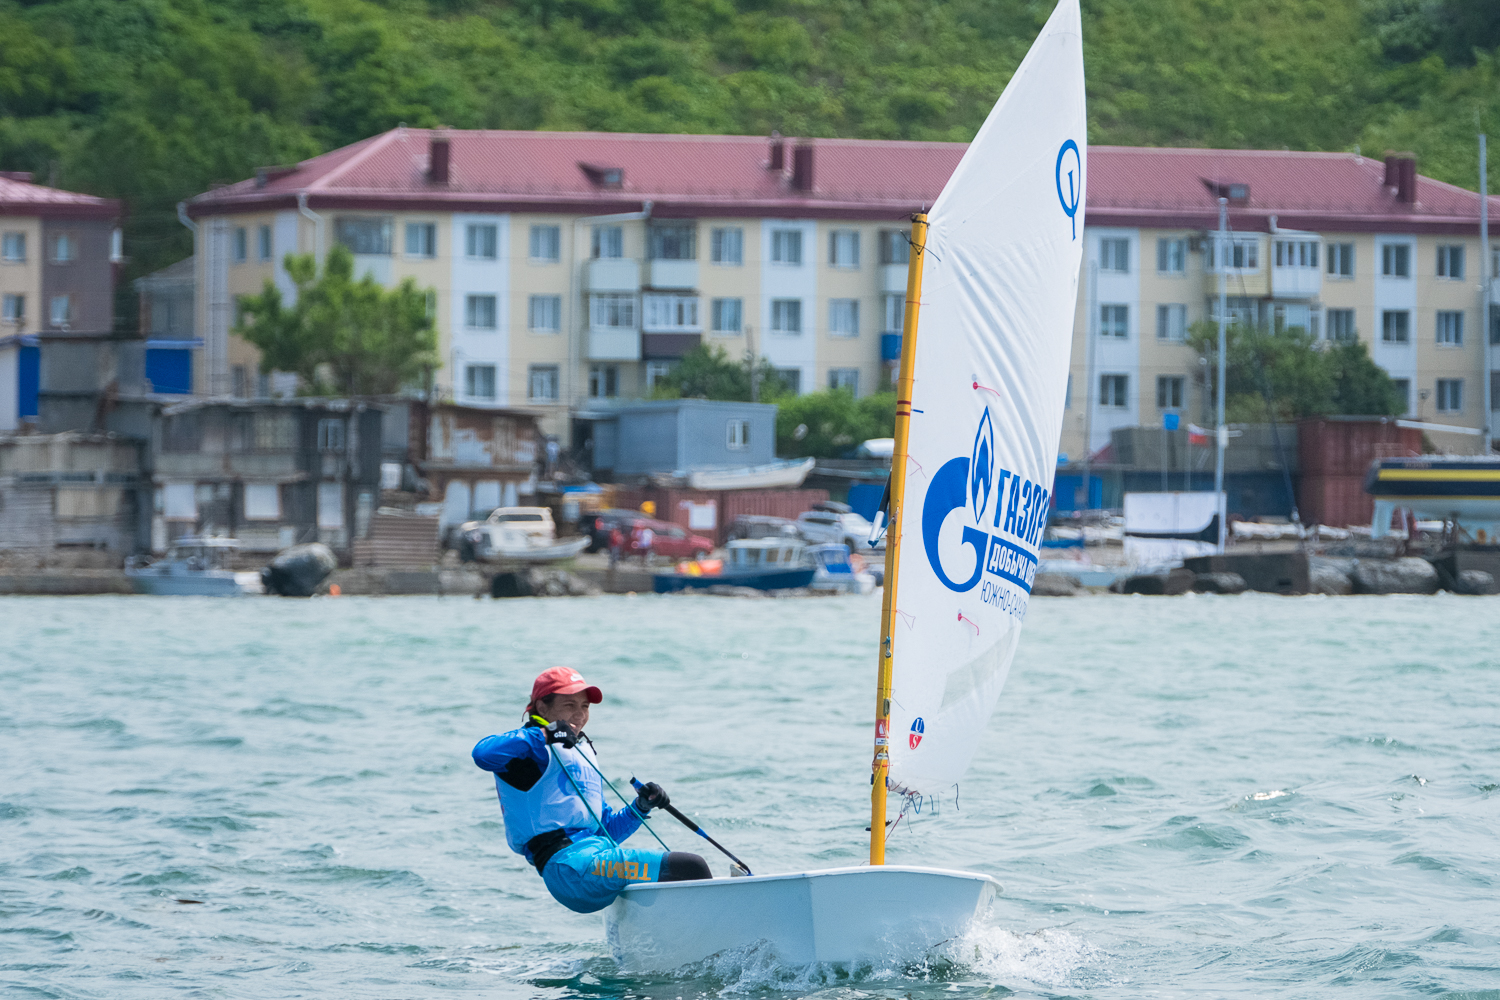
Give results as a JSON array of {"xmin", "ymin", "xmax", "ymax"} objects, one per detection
[
  {"xmin": 1100, "ymin": 304, "xmax": 1128, "ymax": 339},
  {"xmin": 770, "ymin": 298, "xmax": 802, "ymax": 334},
  {"xmin": 465, "ymin": 294, "xmax": 498, "ymax": 330},
  {"xmin": 1326, "ymin": 242, "xmax": 1354, "ymax": 278},
  {"xmin": 770, "ymin": 229, "xmax": 803, "ymax": 265},
  {"xmin": 49, "ymin": 294, "xmax": 70, "ymax": 328},
  {"xmin": 828, "ymin": 368, "xmax": 860, "ymax": 395},
  {"xmin": 591, "ymin": 225, "xmax": 623, "ymax": 259},
  {"xmin": 529, "ymin": 225, "xmax": 560, "ymax": 262},
  {"xmin": 257, "ymin": 225, "xmax": 273, "ymax": 262},
  {"xmin": 405, "ymin": 222, "xmax": 437, "ymax": 258},
  {"xmin": 466, "ymin": 223, "xmax": 499, "ymax": 261},
  {"xmin": 882, "ymin": 294, "xmax": 903, "ymax": 332},
  {"xmin": 828, "ymin": 298, "xmax": 859, "ymax": 337},
  {"xmin": 1274, "ymin": 239, "xmax": 1318, "ymax": 268},
  {"xmin": 528, "ymin": 364, "xmax": 559, "ymax": 401},
  {"xmin": 1099, "ymin": 237, "xmax": 1129, "ymax": 273},
  {"xmin": 1436, "ymin": 310, "xmax": 1464, "ymax": 346},
  {"xmin": 2, "ymin": 293, "xmax": 23, "ymax": 324},
  {"xmin": 466, "ymin": 364, "xmax": 497, "ymax": 400},
  {"xmin": 644, "ymin": 360, "xmax": 675, "ymax": 391},
  {"xmin": 641, "ymin": 293, "xmax": 700, "ymax": 332},
  {"xmin": 829, "ymin": 229, "xmax": 860, "ymax": 268},
  {"xmin": 588, "ymin": 363, "xmax": 619, "ymax": 399},
  {"xmin": 316, "ymin": 417, "xmax": 346, "ymax": 452},
  {"xmin": 590, "ymin": 293, "xmax": 636, "ymax": 330},
  {"xmin": 1381, "ymin": 309, "xmax": 1410, "ymax": 344},
  {"xmin": 1156, "ymin": 304, "xmax": 1186, "ymax": 341},
  {"xmin": 528, "ymin": 295, "xmax": 561, "ymax": 333},
  {"xmin": 1156, "ymin": 238, "xmax": 1186, "ymax": 275},
  {"xmin": 711, "ymin": 297, "xmax": 742, "ymax": 333},
  {"xmin": 1327, "ymin": 308, "xmax": 1356, "ymax": 341},
  {"xmin": 1208, "ymin": 236, "xmax": 1260, "ymax": 272},
  {"xmin": 1436, "ymin": 244, "xmax": 1465, "ymax": 280},
  {"xmin": 726, "ymin": 418, "xmax": 749, "ymax": 450},
  {"xmin": 710, "ymin": 227, "xmax": 743, "ymax": 265},
  {"xmin": 1436, "ymin": 378, "xmax": 1463, "ymax": 413},
  {"xmin": 1100, "ymin": 373, "xmax": 1129, "ymax": 408},
  {"xmin": 1381, "ymin": 243, "xmax": 1412, "ymax": 278},
  {"xmin": 1156, "ymin": 375, "xmax": 1184, "ymax": 410},
  {"xmin": 1, "ymin": 232, "xmax": 25, "ymax": 262},
  {"xmin": 232, "ymin": 228, "xmax": 247, "ymax": 263}
]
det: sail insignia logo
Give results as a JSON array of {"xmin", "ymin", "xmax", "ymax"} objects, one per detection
[
  {"xmin": 1055, "ymin": 139, "xmax": 1081, "ymax": 240},
  {"xmin": 921, "ymin": 408, "xmax": 1050, "ymax": 598},
  {"xmin": 909, "ymin": 717, "xmax": 924, "ymax": 750}
]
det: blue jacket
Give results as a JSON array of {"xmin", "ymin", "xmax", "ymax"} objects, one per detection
[{"xmin": 472, "ymin": 725, "xmax": 642, "ymax": 866}]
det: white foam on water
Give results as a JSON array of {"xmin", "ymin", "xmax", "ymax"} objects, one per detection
[{"xmin": 947, "ymin": 924, "xmax": 1101, "ymax": 988}]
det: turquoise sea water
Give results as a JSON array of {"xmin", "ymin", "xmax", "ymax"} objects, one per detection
[{"xmin": 2, "ymin": 592, "xmax": 1498, "ymax": 999}]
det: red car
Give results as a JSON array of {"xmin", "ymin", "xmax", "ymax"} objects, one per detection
[{"xmin": 624, "ymin": 517, "xmax": 713, "ymax": 560}]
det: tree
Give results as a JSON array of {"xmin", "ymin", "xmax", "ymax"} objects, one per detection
[
  {"xmin": 1186, "ymin": 319, "xmax": 1402, "ymax": 422},
  {"xmin": 776, "ymin": 388, "xmax": 897, "ymax": 458},
  {"xmin": 235, "ymin": 244, "xmax": 437, "ymax": 396},
  {"xmin": 651, "ymin": 344, "xmax": 793, "ymax": 401}
]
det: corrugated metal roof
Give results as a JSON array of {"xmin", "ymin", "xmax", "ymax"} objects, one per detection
[
  {"xmin": 187, "ymin": 129, "xmax": 1500, "ymax": 233},
  {"xmin": 0, "ymin": 174, "xmax": 120, "ymax": 219}
]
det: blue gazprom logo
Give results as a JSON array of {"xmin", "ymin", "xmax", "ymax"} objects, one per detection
[
  {"xmin": 1056, "ymin": 139, "xmax": 1081, "ymax": 240},
  {"xmin": 921, "ymin": 409, "xmax": 1050, "ymax": 595}
]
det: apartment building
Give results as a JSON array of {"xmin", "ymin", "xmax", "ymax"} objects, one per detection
[
  {"xmin": 182, "ymin": 131, "xmax": 1499, "ymax": 454},
  {"xmin": 0, "ymin": 172, "xmax": 122, "ymax": 431}
]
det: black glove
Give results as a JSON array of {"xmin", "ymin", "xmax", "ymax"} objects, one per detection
[
  {"xmin": 542, "ymin": 720, "xmax": 579, "ymax": 749},
  {"xmin": 633, "ymin": 781, "xmax": 669, "ymax": 814}
]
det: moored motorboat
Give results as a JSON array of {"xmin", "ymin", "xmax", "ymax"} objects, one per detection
[
  {"xmin": 1366, "ymin": 456, "xmax": 1500, "ymax": 535},
  {"xmin": 125, "ymin": 537, "xmax": 263, "ymax": 596},
  {"xmin": 806, "ymin": 543, "xmax": 877, "ymax": 594},
  {"xmin": 652, "ymin": 538, "xmax": 814, "ymax": 593}
]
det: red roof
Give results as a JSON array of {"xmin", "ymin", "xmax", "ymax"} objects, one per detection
[
  {"xmin": 0, "ymin": 173, "xmax": 120, "ymax": 220},
  {"xmin": 187, "ymin": 129, "xmax": 1500, "ymax": 234}
]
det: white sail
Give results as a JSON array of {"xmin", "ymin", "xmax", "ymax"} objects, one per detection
[{"xmin": 886, "ymin": 0, "xmax": 1087, "ymax": 797}]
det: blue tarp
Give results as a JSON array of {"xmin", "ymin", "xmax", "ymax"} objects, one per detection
[
  {"xmin": 18, "ymin": 345, "xmax": 38, "ymax": 418},
  {"xmin": 145, "ymin": 348, "xmax": 193, "ymax": 394}
]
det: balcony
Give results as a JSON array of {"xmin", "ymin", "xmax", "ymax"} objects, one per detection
[
  {"xmin": 587, "ymin": 258, "xmax": 640, "ymax": 292},
  {"xmin": 879, "ymin": 264, "xmax": 908, "ymax": 294},
  {"xmin": 589, "ymin": 328, "xmax": 640, "ymax": 361},
  {"xmin": 646, "ymin": 259, "xmax": 697, "ymax": 290}
]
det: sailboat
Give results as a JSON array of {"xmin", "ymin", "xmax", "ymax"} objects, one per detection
[{"xmin": 605, "ymin": 0, "xmax": 1088, "ymax": 971}]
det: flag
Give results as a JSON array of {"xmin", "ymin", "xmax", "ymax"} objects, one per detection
[{"xmin": 1187, "ymin": 423, "xmax": 1211, "ymax": 446}]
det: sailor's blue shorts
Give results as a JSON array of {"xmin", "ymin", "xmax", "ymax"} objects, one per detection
[{"xmin": 542, "ymin": 835, "xmax": 667, "ymax": 913}]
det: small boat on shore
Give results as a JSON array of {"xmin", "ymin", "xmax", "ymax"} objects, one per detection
[
  {"xmin": 125, "ymin": 537, "xmax": 264, "ymax": 596},
  {"xmin": 652, "ymin": 538, "xmax": 815, "ymax": 593},
  {"xmin": 685, "ymin": 457, "xmax": 815, "ymax": 491},
  {"xmin": 462, "ymin": 524, "xmax": 590, "ymax": 564}
]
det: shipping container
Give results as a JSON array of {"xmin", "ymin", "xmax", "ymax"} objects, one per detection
[
  {"xmin": 1297, "ymin": 417, "xmax": 1420, "ymax": 479},
  {"xmin": 610, "ymin": 487, "xmax": 830, "ymax": 546},
  {"xmin": 1296, "ymin": 473, "xmax": 1372, "ymax": 528}
]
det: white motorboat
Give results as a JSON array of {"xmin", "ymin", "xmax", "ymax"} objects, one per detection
[
  {"xmin": 461, "ymin": 524, "xmax": 590, "ymax": 564},
  {"xmin": 605, "ymin": 0, "xmax": 1086, "ymax": 972},
  {"xmin": 806, "ymin": 542, "xmax": 878, "ymax": 594},
  {"xmin": 686, "ymin": 457, "xmax": 815, "ymax": 491},
  {"xmin": 125, "ymin": 537, "xmax": 264, "ymax": 596}
]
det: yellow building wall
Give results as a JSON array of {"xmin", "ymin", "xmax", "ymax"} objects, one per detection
[{"xmin": 0, "ymin": 216, "xmax": 42, "ymax": 333}]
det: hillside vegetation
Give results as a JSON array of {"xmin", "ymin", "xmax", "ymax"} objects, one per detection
[{"xmin": 1, "ymin": 0, "xmax": 1498, "ymax": 313}]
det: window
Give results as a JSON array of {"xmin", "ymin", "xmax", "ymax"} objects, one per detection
[
  {"xmin": 257, "ymin": 225, "xmax": 272, "ymax": 262},
  {"xmin": 466, "ymin": 223, "xmax": 499, "ymax": 260},
  {"xmin": 1156, "ymin": 304, "xmax": 1186, "ymax": 341},
  {"xmin": 711, "ymin": 297, "xmax": 743, "ymax": 333},
  {"xmin": 711, "ymin": 227, "xmax": 743, "ymax": 264},
  {"xmin": 882, "ymin": 294, "xmax": 903, "ymax": 332},
  {"xmin": 776, "ymin": 368, "xmax": 802, "ymax": 394},
  {"xmin": 465, "ymin": 294, "xmax": 497, "ymax": 330},
  {"xmin": 879, "ymin": 230, "xmax": 910, "ymax": 265},
  {"xmin": 1100, "ymin": 374, "xmax": 1128, "ymax": 407},
  {"xmin": 49, "ymin": 294, "xmax": 70, "ymax": 327},
  {"xmin": 466, "ymin": 364, "xmax": 497, "ymax": 400},
  {"xmin": 252, "ymin": 412, "xmax": 295, "ymax": 450},
  {"xmin": 1327, "ymin": 242, "xmax": 1354, "ymax": 277},
  {"xmin": 1494, "ymin": 247, "xmax": 1500, "ymax": 280},
  {"xmin": 1436, "ymin": 378, "xmax": 1463, "ymax": 413},
  {"xmin": 727, "ymin": 418, "xmax": 749, "ymax": 450},
  {"xmin": 590, "ymin": 293, "xmax": 636, "ymax": 329},
  {"xmin": 1437, "ymin": 245, "xmax": 1465, "ymax": 279},
  {"xmin": 1492, "ymin": 372, "xmax": 1500, "ymax": 411},
  {"xmin": 771, "ymin": 229, "xmax": 803, "ymax": 265},
  {"xmin": 828, "ymin": 368, "xmax": 860, "ymax": 395},
  {"xmin": 771, "ymin": 298, "xmax": 802, "ymax": 333},
  {"xmin": 232, "ymin": 365, "xmax": 248, "ymax": 398},
  {"xmin": 405, "ymin": 222, "xmax": 436, "ymax": 258},
  {"xmin": 1436, "ymin": 310, "xmax": 1464, "ymax": 346},
  {"xmin": 1156, "ymin": 375, "xmax": 1185, "ymax": 410},
  {"xmin": 648, "ymin": 224, "xmax": 696, "ymax": 260},
  {"xmin": 591, "ymin": 225, "xmax": 622, "ymax": 259},
  {"xmin": 1381, "ymin": 310, "xmax": 1410, "ymax": 343},
  {"xmin": 2, "ymin": 294, "xmax": 22, "ymax": 324},
  {"xmin": 1100, "ymin": 304, "xmax": 1128, "ymax": 338},
  {"xmin": 1391, "ymin": 378, "xmax": 1411, "ymax": 414},
  {"xmin": 244, "ymin": 483, "xmax": 280, "ymax": 521},
  {"xmin": 1381, "ymin": 243, "xmax": 1411, "ymax": 277},
  {"xmin": 232, "ymin": 228, "xmax": 247, "ymax": 262},
  {"xmin": 1274, "ymin": 240, "xmax": 1318, "ymax": 268},
  {"xmin": 528, "ymin": 365, "xmax": 559, "ymax": 401},
  {"xmin": 316, "ymin": 418, "xmax": 346, "ymax": 451},
  {"xmin": 1099, "ymin": 237, "xmax": 1129, "ymax": 272},
  {"xmin": 829, "ymin": 230, "xmax": 860, "ymax": 267},
  {"xmin": 642, "ymin": 293, "xmax": 699, "ymax": 330},
  {"xmin": 529, "ymin": 225, "xmax": 560, "ymax": 262},
  {"xmin": 528, "ymin": 295, "xmax": 561, "ymax": 332},
  {"xmin": 335, "ymin": 217, "xmax": 392, "ymax": 255},
  {"xmin": 588, "ymin": 364, "xmax": 619, "ymax": 398},
  {"xmin": 1491, "ymin": 304, "xmax": 1500, "ymax": 345},
  {"xmin": 1208, "ymin": 236, "xmax": 1259, "ymax": 270},
  {"xmin": 1, "ymin": 232, "xmax": 24, "ymax": 261},
  {"xmin": 829, "ymin": 299, "xmax": 859, "ymax": 337},
  {"xmin": 1157, "ymin": 238, "xmax": 1186, "ymax": 274},
  {"xmin": 1327, "ymin": 309, "xmax": 1356, "ymax": 341},
  {"xmin": 644, "ymin": 360, "xmax": 675, "ymax": 391}
]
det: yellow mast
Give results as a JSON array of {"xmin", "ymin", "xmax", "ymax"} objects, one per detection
[{"xmin": 870, "ymin": 213, "xmax": 928, "ymax": 865}]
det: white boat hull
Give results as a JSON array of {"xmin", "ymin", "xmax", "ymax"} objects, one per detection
[
  {"xmin": 687, "ymin": 457, "xmax": 815, "ymax": 492},
  {"xmin": 473, "ymin": 535, "xmax": 591, "ymax": 564},
  {"xmin": 604, "ymin": 865, "xmax": 998, "ymax": 972},
  {"xmin": 125, "ymin": 569, "xmax": 263, "ymax": 596}
]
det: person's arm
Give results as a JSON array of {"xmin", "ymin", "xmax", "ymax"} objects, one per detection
[
  {"xmin": 601, "ymin": 797, "xmax": 644, "ymax": 843},
  {"xmin": 473, "ymin": 727, "xmax": 550, "ymax": 791}
]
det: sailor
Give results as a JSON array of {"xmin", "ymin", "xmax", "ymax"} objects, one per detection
[{"xmin": 472, "ymin": 666, "xmax": 712, "ymax": 913}]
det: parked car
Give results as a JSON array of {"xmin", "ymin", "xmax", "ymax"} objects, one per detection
[
  {"xmin": 478, "ymin": 507, "xmax": 555, "ymax": 542},
  {"xmin": 583, "ymin": 508, "xmax": 648, "ymax": 552},
  {"xmin": 797, "ymin": 508, "xmax": 884, "ymax": 551},
  {"xmin": 625, "ymin": 517, "xmax": 714, "ymax": 561},
  {"xmin": 725, "ymin": 515, "xmax": 800, "ymax": 542}
]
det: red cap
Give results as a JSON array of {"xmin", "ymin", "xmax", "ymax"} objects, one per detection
[{"xmin": 529, "ymin": 666, "xmax": 602, "ymax": 707}]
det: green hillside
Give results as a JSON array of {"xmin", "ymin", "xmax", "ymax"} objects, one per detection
[{"xmin": 2, "ymin": 0, "xmax": 1498, "ymax": 318}]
